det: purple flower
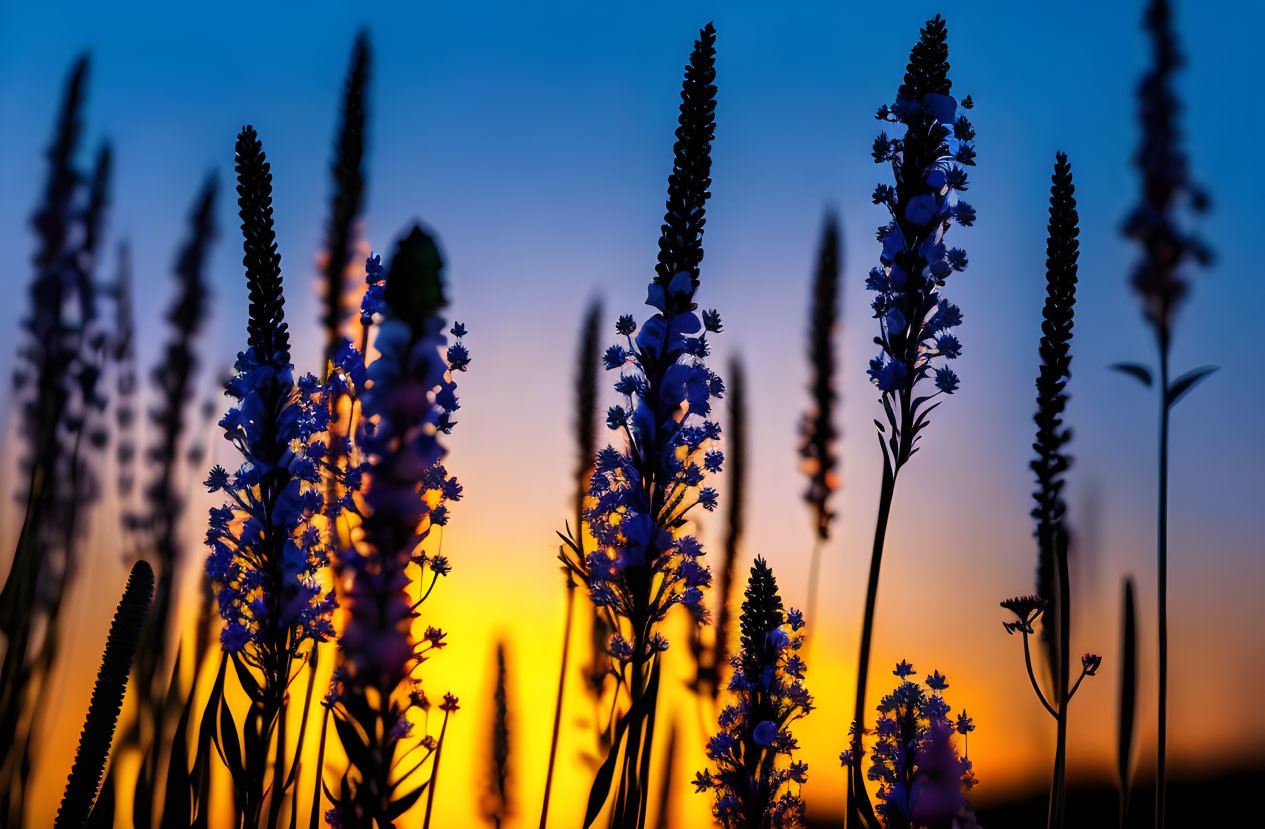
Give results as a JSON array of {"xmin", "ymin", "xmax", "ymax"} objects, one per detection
[
  {"xmin": 905, "ymin": 194, "xmax": 941, "ymax": 226},
  {"xmin": 753, "ymin": 721, "xmax": 778, "ymax": 746}
]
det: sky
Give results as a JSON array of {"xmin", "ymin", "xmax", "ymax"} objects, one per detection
[{"xmin": 2, "ymin": 1, "xmax": 1263, "ymax": 826}]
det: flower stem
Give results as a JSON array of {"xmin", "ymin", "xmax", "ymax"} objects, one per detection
[
  {"xmin": 803, "ymin": 536, "xmax": 825, "ymax": 660},
  {"xmin": 1048, "ymin": 528, "xmax": 1071, "ymax": 829},
  {"xmin": 421, "ymin": 710, "xmax": 450, "ymax": 829},
  {"xmin": 539, "ymin": 572, "xmax": 576, "ymax": 829},
  {"xmin": 848, "ymin": 456, "xmax": 897, "ymax": 826},
  {"xmin": 1156, "ymin": 341, "xmax": 1170, "ymax": 829}
]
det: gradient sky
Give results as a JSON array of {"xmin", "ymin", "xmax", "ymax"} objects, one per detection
[{"xmin": 2, "ymin": 1, "xmax": 1263, "ymax": 826}]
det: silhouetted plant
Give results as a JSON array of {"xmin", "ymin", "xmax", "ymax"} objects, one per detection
[
  {"xmin": 998, "ymin": 152, "xmax": 1095, "ymax": 829},
  {"xmin": 843, "ymin": 663, "xmax": 976, "ymax": 829},
  {"xmin": 695, "ymin": 557, "xmax": 812, "ymax": 828},
  {"xmin": 126, "ymin": 173, "xmax": 218, "ymax": 826},
  {"xmin": 1117, "ymin": 579, "xmax": 1138, "ymax": 829},
  {"xmin": 848, "ymin": 16, "xmax": 976, "ymax": 825},
  {"xmin": 542, "ymin": 299, "xmax": 602, "ymax": 828},
  {"xmin": 482, "ymin": 642, "xmax": 512, "ymax": 828},
  {"xmin": 692, "ymin": 355, "xmax": 746, "ymax": 701},
  {"xmin": 558, "ymin": 22, "xmax": 720, "ymax": 829},
  {"xmin": 55, "ymin": 560, "xmax": 155, "ymax": 829},
  {"xmin": 1, "ymin": 55, "xmax": 112, "ymax": 824},
  {"xmin": 800, "ymin": 211, "xmax": 841, "ymax": 646},
  {"xmin": 110, "ymin": 242, "xmax": 137, "ymax": 506},
  {"xmin": 203, "ymin": 126, "xmax": 336, "ymax": 827},
  {"xmin": 1111, "ymin": 3, "xmax": 1215, "ymax": 825},
  {"xmin": 322, "ymin": 30, "xmax": 371, "ymax": 364},
  {"xmin": 322, "ymin": 227, "xmax": 468, "ymax": 827}
]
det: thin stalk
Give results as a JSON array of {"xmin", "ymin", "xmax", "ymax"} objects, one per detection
[
  {"xmin": 308, "ymin": 710, "xmax": 329, "ymax": 829},
  {"xmin": 1049, "ymin": 530, "xmax": 1071, "ymax": 829},
  {"xmin": 848, "ymin": 457, "xmax": 896, "ymax": 828},
  {"xmin": 803, "ymin": 536, "xmax": 825, "ymax": 658},
  {"xmin": 540, "ymin": 573, "xmax": 576, "ymax": 828},
  {"xmin": 267, "ymin": 684, "xmax": 288, "ymax": 829},
  {"xmin": 422, "ymin": 711, "xmax": 450, "ymax": 829},
  {"xmin": 1155, "ymin": 341, "xmax": 1170, "ymax": 829},
  {"xmin": 852, "ymin": 461, "xmax": 896, "ymax": 745}
]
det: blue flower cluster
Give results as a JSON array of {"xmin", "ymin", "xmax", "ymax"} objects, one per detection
[
  {"xmin": 845, "ymin": 662, "xmax": 976, "ymax": 827},
  {"xmin": 866, "ymin": 30, "xmax": 976, "ymax": 421},
  {"xmin": 695, "ymin": 562, "xmax": 812, "ymax": 828},
  {"xmin": 324, "ymin": 244, "xmax": 468, "ymax": 824},
  {"xmin": 333, "ymin": 252, "xmax": 467, "ymax": 681},
  {"xmin": 204, "ymin": 347, "xmax": 336, "ymax": 656},
  {"xmin": 572, "ymin": 270, "xmax": 723, "ymax": 644}
]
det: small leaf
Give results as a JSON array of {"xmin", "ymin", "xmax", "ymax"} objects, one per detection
[
  {"xmin": 218, "ymin": 690, "xmax": 244, "ymax": 784},
  {"xmin": 1109, "ymin": 362, "xmax": 1153, "ymax": 387},
  {"xmin": 583, "ymin": 656, "xmax": 661, "ymax": 827},
  {"xmin": 1165, "ymin": 365, "xmax": 1217, "ymax": 408}
]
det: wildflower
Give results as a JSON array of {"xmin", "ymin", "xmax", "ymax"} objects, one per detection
[
  {"xmin": 321, "ymin": 30, "xmax": 369, "ymax": 362},
  {"xmin": 865, "ymin": 665, "xmax": 976, "ymax": 826},
  {"xmin": 1082, "ymin": 652, "xmax": 1102, "ymax": 676},
  {"xmin": 204, "ymin": 465, "xmax": 229, "ymax": 493},
  {"xmin": 697, "ymin": 558, "xmax": 812, "ymax": 827},
  {"xmin": 326, "ymin": 224, "xmax": 470, "ymax": 826},
  {"xmin": 894, "ymin": 660, "xmax": 915, "ymax": 679},
  {"xmin": 1002, "ymin": 153, "xmax": 1102, "ymax": 828},
  {"xmin": 1118, "ymin": 4, "xmax": 1216, "ymax": 821},
  {"xmin": 799, "ymin": 213, "xmax": 842, "ymax": 649},
  {"xmin": 202, "ymin": 126, "xmax": 335, "ymax": 823},
  {"xmin": 561, "ymin": 22, "xmax": 720, "ymax": 824}
]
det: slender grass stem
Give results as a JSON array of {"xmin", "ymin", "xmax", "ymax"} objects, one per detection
[
  {"xmin": 540, "ymin": 573, "xmax": 576, "ymax": 828},
  {"xmin": 803, "ymin": 536, "xmax": 825, "ymax": 659},
  {"xmin": 1156, "ymin": 342, "xmax": 1170, "ymax": 829},
  {"xmin": 848, "ymin": 458, "xmax": 896, "ymax": 828},
  {"xmin": 1049, "ymin": 529, "xmax": 1071, "ymax": 829},
  {"xmin": 421, "ymin": 710, "xmax": 450, "ymax": 829},
  {"xmin": 1021, "ymin": 630, "xmax": 1057, "ymax": 718},
  {"xmin": 308, "ymin": 709, "xmax": 329, "ymax": 829}
]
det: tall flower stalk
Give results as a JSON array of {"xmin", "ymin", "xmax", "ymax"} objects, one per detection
[
  {"xmin": 541, "ymin": 299, "xmax": 602, "ymax": 828},
  {"xmin": 203, "ymin": 127, "xmax": 336, "ymax": 827},
  {"xmin": 1112, "ymin": 3, "xmax": 1214, "ymax": 825},
  {"xmin": 482, "ymin": 642, "xmax": 512, "ymax": 828},
  {"xmin": 849, "ymin": 16, "xmax": 976, "ymax": 824},
  {"xmin": 799, "ymin": 212, "xmax": 841, "ymax": 646},
  {"xmin": 128, "ymin": 173, "xmax": 218, "ymax": 826},
  {"xmin": 559, "ymin": 22, "xmax": 719, "ymax": 828},
  {"xmin": 999, "ymin": 152, "xmax": 1095, "ymax": 829},
  {"xmin": 323, "ymin": 227, "xmax": 468, "ymax": 827},
  {"xmin": 321, "ymin": 30, "xmax": 370, "ymax": 365},
  {"xmin": 694, "ymin": 557, "xmax": 812, "ymax": 828},
  {"xmin": 1, "ymin": 55, "xmax": 112, "ymax": 823}
]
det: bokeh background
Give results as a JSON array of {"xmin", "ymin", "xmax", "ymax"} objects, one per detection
[{"xmin": 2, "ymin": 0, "xmax": 1262, "ymax": 825}]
